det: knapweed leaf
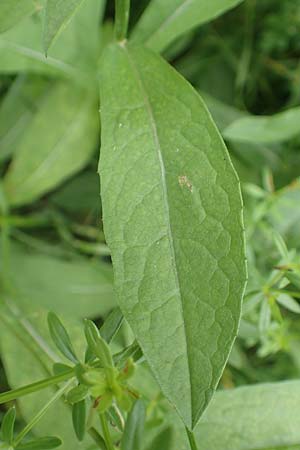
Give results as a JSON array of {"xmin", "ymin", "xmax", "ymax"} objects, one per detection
[
  {"xmin": 99, "ymin": 43, "xmax": 246, "ymax": 429},
  {"xmin": 72, "ymin": 400, "xmax": 86, "ymax": 442},
  {"xmin": 0, "ymin": 0, "xmax": 41, "ymax": 34},
  {"xmin": 16, "ymin": 436, "xmax": 62, "ymax": 449},
  {"xmin": 48, "ymin": 312, "xmax": 78, "ymax": 363},
  {"xmin": 120, "ymin": 400, "xmax": 146, "ymax": 450},
  {"xmin": 44, "ymin": 0, "xmax": 87, "ymax": 53},
  {"xmin": 3, "ymin": 81, "xmax": 98, "ymax": 207},
  {"xmin": 0, "ymin": 406, "xmax": 16, "ymax": 444},
  {"xmin": 132, "ymin": 0, "xmax": 244, "ymax": 53}
]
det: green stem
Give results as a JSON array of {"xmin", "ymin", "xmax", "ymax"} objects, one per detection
[
  {"xmin": 100, "ymin": 413, "xmax": 115, "ymax": 450},
  {"xmin": 13, "ymin": 379, "xmax": 73, "ymax": 447},
  {"xmin": 0, "ymin": 370, "xmax": 74, "ymax": 405},
  {"xmin": 115, "ymin": 0, "xmax": 130, "ymax": 41},
  {"xmin": 186, "ymin": 427, "xmax": 199, "ymax": 450}
]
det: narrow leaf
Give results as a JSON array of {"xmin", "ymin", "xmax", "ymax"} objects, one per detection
[
  {"xmin": 72, "ymin": 400, "xmax": 86, "ymax": 442},
  {"xmin": 0, "ymin": 407, "xmax": 16, "ymax": 444},
  {"xmin": 84, "ymin": 320, "xmax": 113, "ymax": 367},
  {"xmin": 132, "ymin": 0, "xmax": 244, "ymax": 53},
  {"xmin": 3, "ymin": 81, "xmax": 98, "ymax": 207},
  {"xmin": 120, "ymin": 400, "xmax": 146, "ymax": 450},
  {"xmin": 16, "ymin": 436, "xmax": 62, "ymax": 449},
  {"xmin": 100, "ymin": 307, "xmax": 123, "ymax": 343},
  {"xmin": 44, "ymin": 0, "xmax": 87, "ymax": 53},
  {"xmin": 99, "ymin": 43, "xmax": 246, "ymax": 429},
  {"xmin": 277, "ymin": 294, "xmax": 300, "ymax": 314},
  {"xmin": 48, "ymin": 312, "xmax": 78, "ymax": 363},
  {"xmin": 223, "ymin": 107, "xmax": 300, "ymax": 144}
]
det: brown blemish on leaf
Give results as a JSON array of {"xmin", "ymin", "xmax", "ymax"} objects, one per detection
[{"xmin": 178, "ymin": 175, "xmax": 193, "ymax": 192}]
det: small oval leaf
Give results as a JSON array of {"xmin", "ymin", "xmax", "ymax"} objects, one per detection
[
  {"xmin": 84, "ymin": 320, "xmax": 113, "ymax": 367},
  {"xmin": 72, "ymin": 400, "xmax": 86, "ymax": 442},
  {"xmin": 16, "ymin": 436, "xmax": 62, "ymax": 449}
]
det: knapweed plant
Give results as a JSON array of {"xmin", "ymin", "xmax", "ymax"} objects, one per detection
[{"xmin": 1, "ymin": 0, "xmax": 300, "ymax": 449}]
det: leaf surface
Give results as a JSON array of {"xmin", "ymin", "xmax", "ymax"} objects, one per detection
[
  {"xmin": 4, "ymin": 81, "xmax": 98, "ymax": 206},
  {"xmin": 0, "ymin": 0, "xmax": 41, "ymax": 33},
  {"xmin": 99, "ymin": 43, "xmax": 246, "ymax": 429},
  {"xmin": 132, "ymin": 0, "xmax": 244, "ymax": 53}
]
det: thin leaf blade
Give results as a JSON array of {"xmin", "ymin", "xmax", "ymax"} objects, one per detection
[
  {"xmin": 132, "ymin": 0, "xmax": 244, "ymax": 53},
  {"xmin": 48, "ymin": 312, "xmax": 78, "ymax": 363},
  {"xmin": 120, "ymin": 400, "xmax": 146, "ymax": 450},
  {"xmin": 99, "ymin": 43, "xmax": 246, "ymax": 429},
  {"xmin": 0, "ymin": 406, "xmax": 16, "ymax": 444}
]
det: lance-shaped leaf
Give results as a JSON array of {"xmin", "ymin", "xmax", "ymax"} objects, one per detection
[
  {"xmin": 132, "ymin": 0, "xmax": 244, "ymax": 53},
  {"xmin": 44, "ymin": 0, "xmax": 87, "ymax": 53},
  {"xmin": 72, "ymin": 400, "xmax": 86, "ymax": 442},
  {"xmin": 99, "ymin": 43, "xmax": 246, "ymax": 429}
]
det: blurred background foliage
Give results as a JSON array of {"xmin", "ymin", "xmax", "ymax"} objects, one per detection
[{"xmin": 0, "ymin": 0, "xmax": 300, "ymax": 448}]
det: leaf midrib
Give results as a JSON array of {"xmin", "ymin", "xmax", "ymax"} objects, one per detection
[{"xmin": 123, "ymin": 44, "xmax": 193, "ymax": 423}]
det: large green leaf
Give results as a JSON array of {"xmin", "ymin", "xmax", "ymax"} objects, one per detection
[
  {"xmin": 3, "ymin": 81, "xmax": 98, "ymax": 207},
  {"xmin": 0, "ymin": 75, "xmax": 50, "ymax": 163},
  {"xmin": 44, "ymin": 0, "xmax": 87, "ymax": 52},
  {"xmin": 0, "ymin": 0, "xmax": 42, "ymax": 34},
  {"xmin": 132, "ymin": 0, "xmax": 244, "ymax": 53},
  {"xmin": 223, "ymin": 107, "xmax": 300, "ymax": 144},
  {"xmin": 99, "ymin": 43, "xmax": 246, "ymax": 429}
]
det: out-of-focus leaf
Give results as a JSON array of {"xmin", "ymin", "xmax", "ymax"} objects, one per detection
[
  {"xmin": 4, "ymin": 242, "xmax": 114, "ymax": 318},
  {"xmin": 132, "ymin": 0, "xmax": 244, "ymax": 53},
  {"xmin": 224, "ymin": 107, "xmax": 300, "ymax": 144},
  {"xmin": 44, "ymin": 0, "xmax": 87, "ymax": 53},
  {"xmin": 0, "ymin": 75, "xmax": 50, "ymax": 163},
  {"xmin": 0, "ymin": 407, "xmax": 16, "ymax": 444},
  {"xmin": 0, "ymin": 306, "xmax": 91, "ymax": 450},
  {"xmin": 17, "ymin": 436, "xmax": 62, "ymax": 449},
  {"xmin": 194, "ymin": 381, "xmax": 300, "ymax": 450},
  {"xmin": 100, "ymin": 307, "xmax": 123, "ymax": 343},
  {"xmin": 0, "ymin": 0, "xmax": 42, "ymax": 34},
  {"xmin": 3, "ymin": 81, "xmax": 98, "ymax": 207},
  {"xmin": 277, "ymin": 294, "xmax": 300, "ymax": 314},
  {"xmin": 146, "ymin": 427, "xmax": 174, "ymax": 450},
  {"xmin": 0, "ymin": 0, "xmax": 102, "ymax": 78}
]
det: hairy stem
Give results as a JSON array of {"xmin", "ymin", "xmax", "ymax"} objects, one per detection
[{"xmin": 115, "ymin": 0, "xmax": 130, "ymax": 41}]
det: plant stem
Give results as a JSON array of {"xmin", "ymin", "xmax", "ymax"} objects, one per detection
[
  {"xmin": 115, "ymin": 0, "xmax": 130, "ymax": 41},
  {"xmin": 13, "ymin": 379, "xmax": 73, "ymax": 447},
  {"xmin": 0, "ymin": 370, "xmax": 74, "ymax": 405},
  {"xmin": 99, "ymin": 412, "xmax": 115, "ymax": 450},
  {"xmin": 186, "ymin": 427, "xmax": 199, "ymax": 450}
]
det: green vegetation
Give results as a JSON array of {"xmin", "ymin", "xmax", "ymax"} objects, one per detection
[{"xmin": 0, "ymin": 0, "xmax": 300, "ymax": 449}]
